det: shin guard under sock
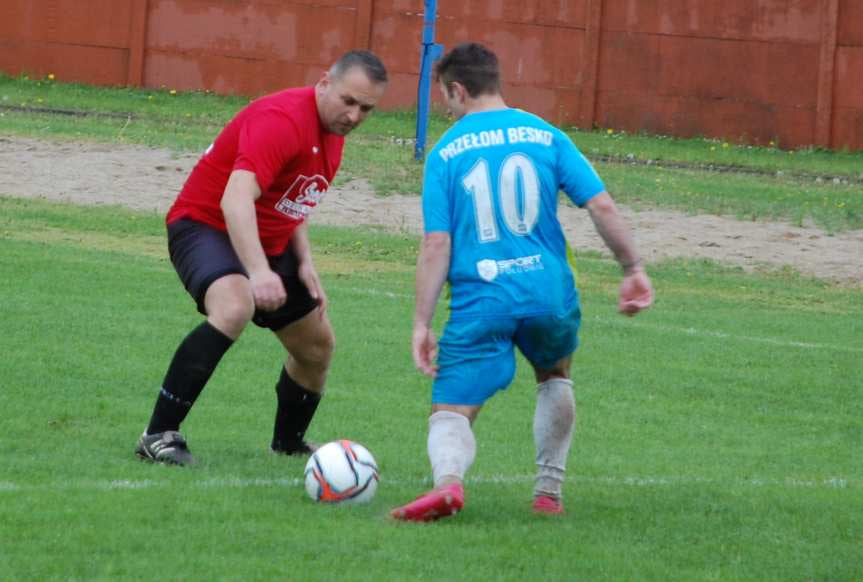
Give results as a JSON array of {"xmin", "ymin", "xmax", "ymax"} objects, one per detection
[
  {"xmin": 427, "ymin": 410, "xmax": 476, "ymax": 487},
  {"xmin": 146, "ymin": 321, "xmax": 234, "ymax": 434},
  {"xmin": 271, "ymin": 367, "xmax": 322, "ymax": 452},
  {"xmin": 533, "ymin": 378, "xmax": 576, "ymax": 498}
]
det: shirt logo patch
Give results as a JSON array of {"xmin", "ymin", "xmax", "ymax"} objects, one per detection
[
  {"xmin": 476, "ymin": 259, "xmax": 499, "ymax": 282},
  {"xmin": 476, "ymin": 255, "xmax": 544, "ymax": 282},
  {"xmin": 275, "ymin": 174, "xmax": 329, "ymax": 220}
]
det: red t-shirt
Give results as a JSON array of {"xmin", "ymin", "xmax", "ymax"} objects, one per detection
[{"xmin": 166, "ymin": 87, "xmax": 344, "ymax": 256}]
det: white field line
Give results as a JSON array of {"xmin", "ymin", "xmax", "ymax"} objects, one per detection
[
  {"xmin": 344, "ymin": 286, "xmax": 411, "ymax": 300},
  {"xmin": 592, "ymin": 315, "xmax": 863, "ymax": 353},
  {"xmin": 339, "ymin": 286, "xmax": 861, "ymax": 353},
  {"xmin": 0, "ymin": 474, "xmax": 853, "ymax": 494}
]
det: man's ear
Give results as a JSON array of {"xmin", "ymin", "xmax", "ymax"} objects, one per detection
[
  {"xmin": 439, "ymin": 80, "xmax": 457, "ymax": 98},
  {"xmin": 315, "ymin": 71, "xmax": 331, "ymax": 93},
  {"xmin": 452, "ymin": 81, "xmax": 467, "ymax": 102}
]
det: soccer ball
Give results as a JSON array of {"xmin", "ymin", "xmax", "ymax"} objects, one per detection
[{"xmin": 304, "ymin": 440, "xmax": 379, "ymax": 504}]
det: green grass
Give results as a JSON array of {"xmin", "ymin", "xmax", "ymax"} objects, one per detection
[
  {"xmin": 598, "ymin": 163, "xmax": 860, "ymax": 232},
  {"xmin": 0, "ymin": 72, "xmax": 247, "ymax": 122},
  {"xmin": 0, "ymin": 197, "xmax": 861, "ymax": 580},
  {"xmin": 5, "ymin": 72, "xmax": 861, "ymax": 175},
  {"xmin": 573, "ymin": 128, "xmax": 863, "ymax": 179},
  {"xmin": 3, "ymin": 73, "xmax": 862, "ymax": 231}
]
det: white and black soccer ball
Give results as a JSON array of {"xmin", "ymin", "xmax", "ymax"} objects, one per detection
[{"xmin": 303, "ymin": 440, "xmax": 379, "ymax": 504}]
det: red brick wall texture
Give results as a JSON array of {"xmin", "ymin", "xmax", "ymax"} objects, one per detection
[{"xmin": 1, "ymin": 0, "xmax": 861, "ymax": 150}]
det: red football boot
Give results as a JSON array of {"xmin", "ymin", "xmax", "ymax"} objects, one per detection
[
  {"xmin": 390, "ymin": 483, "xmax": 465, "ymax": 522},
  {"xmin": 532, "ymin": 495, "xmax": 564, "ymax": 515}
]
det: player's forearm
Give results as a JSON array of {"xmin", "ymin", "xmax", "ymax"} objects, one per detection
[
  {"xmin": 290, "ymin": 222, "xmax": 314, "ymax": 264},
  {"xmin": 414, "ymin": 233, "xmax": 451, "ymax": 328},
  {"xmin": 221, "ymin": 171, "xmax": 270, "ymax": 274},
  {"xmin": 586, "ymin": 192, "xmax": 643, "ymax": 274}
]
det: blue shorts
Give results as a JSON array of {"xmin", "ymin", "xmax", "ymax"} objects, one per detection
[{"xmin": 432, "ymin": 305, "xmax": 581, "ymax": 405}]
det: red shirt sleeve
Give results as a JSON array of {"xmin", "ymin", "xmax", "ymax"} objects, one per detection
[{"xmin": 233, "ymin": 110, "xmax": 301, "ymax": 193}]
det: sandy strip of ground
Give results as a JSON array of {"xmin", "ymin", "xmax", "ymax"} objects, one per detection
[{"xmin": 2, "ymin": 136, "xmax": 860, "ymax": 284}]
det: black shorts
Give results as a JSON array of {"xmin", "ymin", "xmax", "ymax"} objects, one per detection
[{"xmin": 167, "ymin": 219, "xmax": 318, "ymax": 331}]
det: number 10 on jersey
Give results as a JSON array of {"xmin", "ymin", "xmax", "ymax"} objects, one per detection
[{"xmin": 462, "ymin": 154, "xmax": 540, "ymax": 243}]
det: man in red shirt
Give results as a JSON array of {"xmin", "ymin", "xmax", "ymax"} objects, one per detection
[{"xmin": 135, "ymin": 50, "xmax": 388, "ymax": 465}]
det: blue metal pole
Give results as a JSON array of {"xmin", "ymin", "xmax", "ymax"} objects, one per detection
[{"xmin": 414, "ymin": 0, "xmax": 443, "ymax": 161}]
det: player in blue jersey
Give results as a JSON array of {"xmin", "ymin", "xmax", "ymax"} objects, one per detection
[{"xmin": 391, "ymin": 43, "xmax": 654, "ymax": 521}]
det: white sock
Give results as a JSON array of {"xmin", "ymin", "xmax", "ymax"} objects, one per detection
[
  {"xmin": 427, "ymin": 410, "xmax": 476, "ymax": 487},
  {"xmin": 533, "ymin": 378, "xmax": 576, "ymax": 498}
]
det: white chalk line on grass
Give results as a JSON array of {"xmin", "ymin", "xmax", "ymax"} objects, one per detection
[
  {"xmin": 339, "ymin": 286, "xmax": 860, "ymax": 354},
  {"xmin": 0, "ymin": 474, "xmax": 853, "ymax": 494},
  {"xmin": 592, "ymin": 315, "xmax": 863, "ymax": 353},
  {"xmin": 344, "ymin": 286, "xmax": 411, "ymax": 300}
]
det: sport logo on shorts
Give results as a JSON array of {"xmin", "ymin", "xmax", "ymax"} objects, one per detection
[{"xmin": 275, "ymin": 175, "xmax": 329, "ymax": 220}]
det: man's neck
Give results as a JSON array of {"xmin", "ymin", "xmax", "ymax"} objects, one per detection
[{"xmin": 463, "ymin": 93, "xmax": 508, "ymax": 115}]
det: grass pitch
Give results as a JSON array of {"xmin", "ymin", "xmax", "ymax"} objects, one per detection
[
  {"xmin": 0, "ymin": 75, "xmax": 860, "ymax": 580},
  {"xmin": 0, "ymin": 197, "xmax": 860, "ymax": 580}
]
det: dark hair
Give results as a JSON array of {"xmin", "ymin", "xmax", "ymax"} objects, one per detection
[
  {"xmin": 331, "ymin": 50, "xmax": 388, "ymax": 84},
  {"xmin": 435, "ymin": 43, "xmax": 500, "ymax": 98}
]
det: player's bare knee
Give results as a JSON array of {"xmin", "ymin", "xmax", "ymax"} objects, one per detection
[
  {"xmin": 305, "ymin": 342, "xmax": 333, "ymax": 373},
  {"xmin": 316, "ymin": 333, "xmax": 335, "ymax": 369},
  {"xmin": 534, "ymin": 357, "xmax": 572, "ymax": 384},
  {"xmin": 432, "ymin": 404, "xmax": 480, "ymax": 424},
  {"xmin": 208, "ymin": 297, "xmax": 254, "ymax": 338},
  {"xmin": 294, "ymin": 332, "xmax": 334, "ymax": 372},
  {"xmin": 536, "ymin": 371, "xmax": 569, "ymax": 384}
]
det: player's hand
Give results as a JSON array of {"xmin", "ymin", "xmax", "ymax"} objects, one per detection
[
  {"xmin": 249, "ymin": 268, "xmax": 287, "ymax": 311},
  {"xmin": 298, "ymin": 260, "xmax": 327, "ymax": 316},
  {"xmin": 412, "ymin": 323, "xmax": 439, "ymax": 378},
  {"xmin": 618, "ymin": 267, "xmax": 654, "ymax": 316}
]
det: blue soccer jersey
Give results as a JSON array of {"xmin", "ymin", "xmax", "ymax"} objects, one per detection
[{"xmin": 422, "ymin": 108, "xmax": 605, "ymax": 319}]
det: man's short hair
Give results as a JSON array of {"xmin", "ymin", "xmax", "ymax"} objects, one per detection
[
  {"xmin": 331, "ymin": 50, "xmax": 388, "ymax": 84},
  {"xmin": 435, "ymin": 43, "xmax": 501, "ymax": 98}
]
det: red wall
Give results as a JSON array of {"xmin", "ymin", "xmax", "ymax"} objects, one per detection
[{"xmin": 1, "ymin": 0, "xmax": 861, "ymax": 150}]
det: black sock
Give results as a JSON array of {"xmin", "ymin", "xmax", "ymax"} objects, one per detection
[
  {"xmin": 271, "ymin": 367, "xmax": 322, "ymax": 451},
  {"xmin": 146, "ymin": 321, "xmax": 234, "ymax": 434}
]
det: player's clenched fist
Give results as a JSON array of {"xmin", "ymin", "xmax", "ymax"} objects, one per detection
[
  {"xmin": 618, "ymin": 268, "xmax": 654, "ymax": 316},
  {"xmin": 249, "ymin": 269, "xmax": 287, "ymax": 311}
]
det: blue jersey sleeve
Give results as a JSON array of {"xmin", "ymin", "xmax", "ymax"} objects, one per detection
[
  {"xmin": 555, "ymin": 131, "xmax": 605, "ymax": 207},
  {"xmin": 421, "ymin": 155, "xmax": 451, "ymax": 233}
]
